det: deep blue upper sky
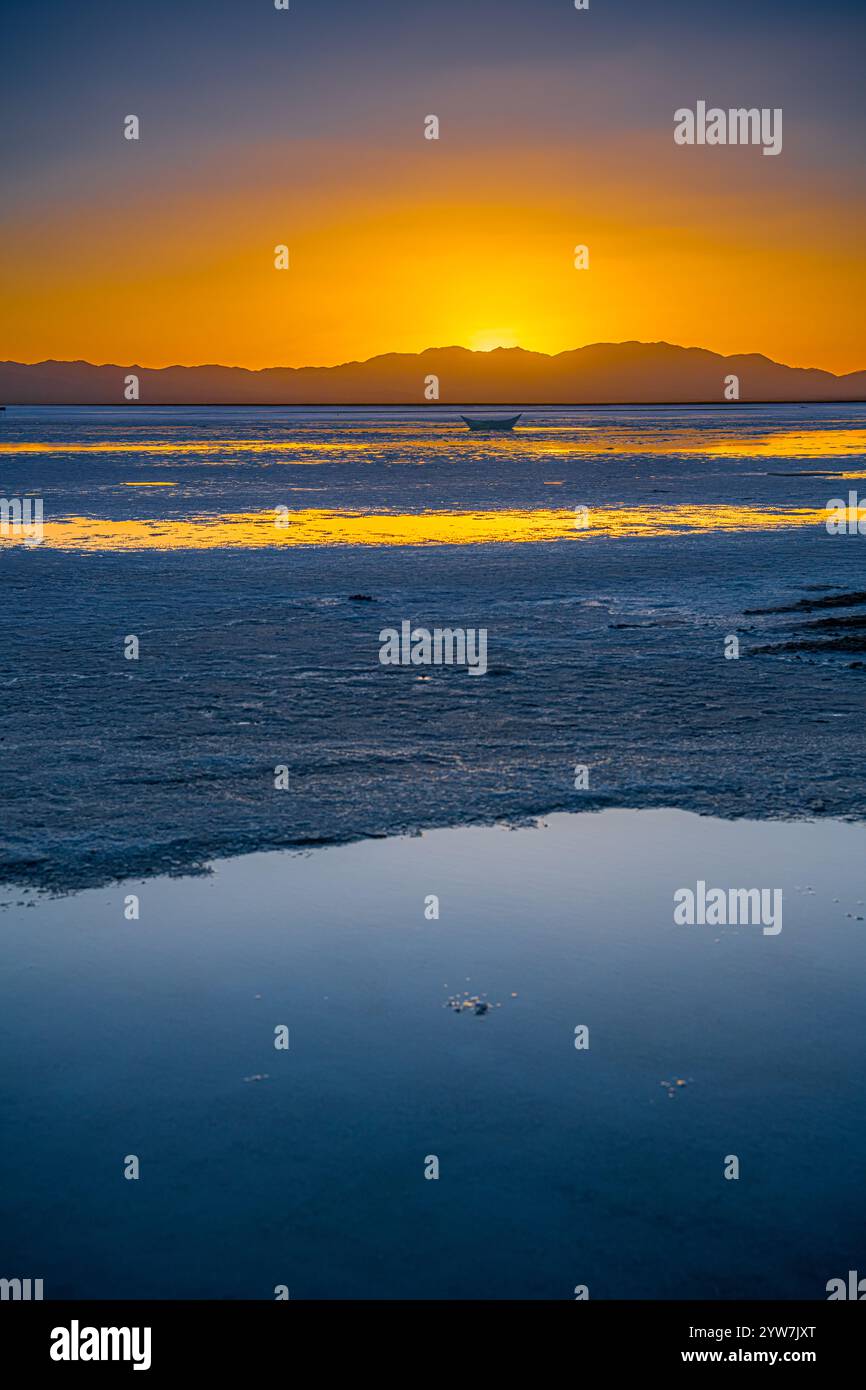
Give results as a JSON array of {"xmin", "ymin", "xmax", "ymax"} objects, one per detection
[{"xmin": 4, "ymin": 0, "xmax": 866, "ymax": 176}]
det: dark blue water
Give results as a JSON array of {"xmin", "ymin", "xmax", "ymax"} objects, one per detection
[{"xmin": 2, "ymin": 810, "xmax": 866, "ymax": 1300}]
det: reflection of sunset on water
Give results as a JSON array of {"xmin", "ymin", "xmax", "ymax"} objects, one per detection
[
  {"xmin": 2, "ymin": 425, "xmax": 865, "ymax": 462},
  {"xmin": 8, "ymin": 503, "xmax": 847, "ymax": 551}
]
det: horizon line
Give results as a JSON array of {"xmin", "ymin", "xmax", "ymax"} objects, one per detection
[{"xmin": 4, "ymin": 399, "xmax": 866, "ymax": 409}]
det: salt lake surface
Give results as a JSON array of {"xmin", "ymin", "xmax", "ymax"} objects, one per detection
[
  {"xmin": 1, "ymin": 404, "xmax": 865, "ymax": 1298},
  {"xmin": 1, "ymin": 403, "xmax": 865, "ymax": 892}
]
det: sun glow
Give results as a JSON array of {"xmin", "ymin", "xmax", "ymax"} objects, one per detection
[{"xmin": 466, "ymin": 329, "xmax": 521, "ymax": 353}]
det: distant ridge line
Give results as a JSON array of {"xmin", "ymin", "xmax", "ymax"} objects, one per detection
[{"xmin": 2, "ymin": 341, "xmax": 865, "ymax": 405}]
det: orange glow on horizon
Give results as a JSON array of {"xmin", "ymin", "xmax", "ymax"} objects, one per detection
[{"xmin": 3, "ymin": 138, "xmax": 865, "ymax": 376}]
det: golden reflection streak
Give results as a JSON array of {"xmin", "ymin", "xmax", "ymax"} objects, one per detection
[
  {"xmin": 1, "ymin": 427, "xmax": 864, "ymax": 460},
  {"xmin": 6, "ymin": 504, "xmax": 853, "ymax": 552},
  {"xmin": 673, "ymin": 430, "xmax": 866, "ymax": 458}
]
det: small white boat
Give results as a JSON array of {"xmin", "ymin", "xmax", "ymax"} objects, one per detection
[{"xmin": 461, "ymin": 413, "xmax": 522, "ymax": 432}]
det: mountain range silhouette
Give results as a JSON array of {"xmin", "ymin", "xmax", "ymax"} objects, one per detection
[{"xmin": 2, "ymin": 342, "xmax": 864, "ymax": 405}]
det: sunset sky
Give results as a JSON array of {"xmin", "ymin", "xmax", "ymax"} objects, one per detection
[{"xmin": 3, "ymin": 0, "xmax": 865, "ymax": 373}]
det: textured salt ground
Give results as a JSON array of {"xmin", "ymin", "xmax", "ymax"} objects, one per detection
[
  {"xmin": 1, "ymin": 403, "xmax": 865, "ymax": 892},
  {"xmin": 751, "ymin": 590, "xmax": 866, "ymax": 654},
  {"xmin": 2, "ymin": 527, "xmax": 865, "ymax": 893}
]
